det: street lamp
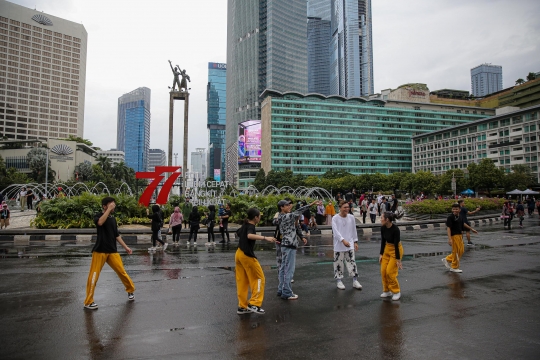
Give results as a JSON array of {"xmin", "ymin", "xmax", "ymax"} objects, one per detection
[
  {"xmin": 451, "ymin": 168, "xmax": 469, "ymax": 198},
  {"xmin": 44, "ymin": 145, "xmax": 49, "ymax": 198}
]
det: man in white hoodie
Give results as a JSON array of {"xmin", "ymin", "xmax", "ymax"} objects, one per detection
[{"xmin": 332, "ymin": 200, "xmax": 362, "ymax": 290}]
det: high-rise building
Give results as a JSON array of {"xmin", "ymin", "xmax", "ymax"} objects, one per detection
[
  {"xmin": 207, "ymin": 62, "xmax": 226, "ymax": 181},
  {"xmin": 117, "ymin": 87, "xmax": 150, "ymax": 172},
  {"xmin": 329, "ymin": 0, "xmax": 373, "ymax": 97},
  {"xmin": 148, "ymin": 148, "xmax": 166, "ymax": 172},
  {"xmin": 307, "ymin": 17, "xmax": 331, "ymax": 95},
  {"xmin": 471, "ymin": 64, "xmax": 503, "ymax": 97},
  {"xmin": 190, "ymin": 148, "xmax": 207, "ymax": 180},
  {"xmin": 0, "ymin": 0, "xmax": 87, "ymax": 140},
  {"xmin": 225, "ymin": 0, "xmax": 308, "ymax": 184}
]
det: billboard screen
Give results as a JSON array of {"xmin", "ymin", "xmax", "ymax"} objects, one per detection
[{"xmin": 238, "ymin": 120, "xmax": 261, "ymax": 164}]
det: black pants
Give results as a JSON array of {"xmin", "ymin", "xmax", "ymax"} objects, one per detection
[
  {"xmin": 362, "ymin": 211, "xmax": 367, "ymax": 224},
  {"xmin": 220, "ymin": 222, "xmax": 230, "ymax": 242},
  {"xmin": 504, "ymin": 217, "xmax": 512, "ymax": 229},
  {"xmin": 316, "ymin": 214, "xmax": 324, "ymax": 225},
  {"xmin": 172, "ymin": 224, "xmax": 182, "ymax": 242},
  {"xmin": 27, "ymin": 199, "xmax": 33, "ymax": 210},
  {"xmin": 152, "ymin": 229, "xmax": 164, "ymax": 247},
  {"xmin": 370, "ymin": 214, "xmax": 376, "ymax": 223},
  {"xmin": 188, "ymin": 226, "xmax": 199, "ymax": 242},
  {"xmin": 528, "ymin": 207, "xmax": 534, "ymax": 216},
  {"xmin": 207, "ymin": 222, "xmax": 215, "ymax": 242}
]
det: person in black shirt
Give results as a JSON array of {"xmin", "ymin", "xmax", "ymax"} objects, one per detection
[
  {"xmin": 379, "ymin": 212, "xmax": 404, "ymax": 301},
  {"xmin": 84, "ymin": 197, "xmax": 135, "ymax": 310},
  {"xmin": 188, "ymin": 206, "xmax": 201, "ymax": 245},
  {"xmin": 219, "ymin": 203, "xmax": 232, "ymax": 243},
  {"xmin": 205, "ymin": 204, "xmax": 216, "ymax": 245},
  {"xmin": 442, "ymin": 203, "xmax": 478, "ymax": 273},
  {"xmin": 458, "ymin": 199, "xmax": 480, "ymax": 247},
  {"xmin": 147, "ymin": 205, "xmax": 167, "ymax": 251},
  {"xmin": 235, "ymin": 208, "xmax": 276, "ymax": 315}
]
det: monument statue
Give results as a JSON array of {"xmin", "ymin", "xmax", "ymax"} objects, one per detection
[{"xmin": 168, "ymin": 60, "xmax": 190, "ymax": 92}]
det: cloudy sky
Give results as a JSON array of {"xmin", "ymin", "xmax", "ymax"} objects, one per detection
[{"xmin": 9, "ymin": 0, "xmax": 540, "ymax": 169}]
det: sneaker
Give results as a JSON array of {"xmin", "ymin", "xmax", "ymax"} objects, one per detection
[
  {"xmin": 337, "ymin": 281, "xmax": 346, "ymax": 290},
  {"xmin": 392, "ymin": 292, "xmax": 401, "ymax": 301},
  {"xmin": 442, "ymin": 258, "xmax": 450, "ymax": 269},
  {"xmin": 237, "ymin": 307, "xmax": 250, "ymax": 315},
  {"xmin": 128, "ymin": 292, "xmax": 134, "ymax": 301},
  {"xmin": 163, "ymin": 243, "xmax": 168, "ymax": 251},
  {"xmin": 156, "ymin": 245, "xmax": 163, "ymax": 250},
  {"xmin": 291, "ymin": 279, "xmax": 295, "ymax": 283},
  {"xmin": 84, "ymin": 302, "xmax": 98, "ymax": 310},
  {"xmin": 467, "ymin": 242, "xmax": 474, "ymax": 247},
  {"xmin": 283, "ymin": 294, "xmax": 299, "ymax": 300},
  {"xmin": 450, "ymin": 268, "xmax": 463, "ymax": 273},
  {"xmin": 353, "ymin": 280, "xmax": 362, "ymax": 289},
  {"xmin": 193, "ymin": 242, "xmax": 197, "ymax": 246},
  {"xmin": 205, "ymin": 242, "xmax": 212, "ymax": 246},
  {"xmin": 380, "ymin": 291, "xmax": 392, "ymax": 298},
  {"xmin": 247, "ymin": 304, "xmax": 265, "ymax": 314},
  {"xmin": 277, "ymin": 292, "xmax": 282, "ymax": 297},
  {"xmin": 148, "ymin": 247, "xmax": 156, "ymax": 251}
]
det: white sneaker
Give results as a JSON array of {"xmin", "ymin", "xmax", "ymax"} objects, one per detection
[
  {"xmin": 205, "ymin": 242, "xmax": 212, "ymax": 246},
  {"xmin": 336, "ymin": 281, "xmax": 345, "ymax": 290},
  {"xmin": 163, "ymin": 243, "xmax": 168, "ymax": 251},
  {"xmin": 193, "ymin": 242, "xmax": 197, "ymax": 246},
  {"xmin": 353, "ymin": 280, "xmax": 362, "ymax": 289},
  {"xmin": 392, "ymin": 292, "xmax": 401, "ymax": 301},
  {"xmin": 380, "ymin": 291, "xmax": 392, "ymax": 298},
  {"xmin": 450, "ymin": 268, "xmax": 463, "ymax": 273},
  {"xmin": 148, "ymin": 247, "xmax": 156, "ymax": 251},
  {"xmin": 442, "ymin": 258, "xmax": 450, "ymax": 269}
]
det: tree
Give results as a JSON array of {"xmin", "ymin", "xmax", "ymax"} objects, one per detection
[
  {"xmin": 322, "ymin": 169, "xmax": 352, "ymax": 180},
  {"xmin": 467, "ymin": 159, "xmax": 504, "ymax": 195},
  {"xmin": 253, "ymin": 168, "xmax": 266, "ymax": 190},
  {"xmin": 61, "ymin": 135, "xmax": 93, "ymax": 146},
  {"xmin": 503, "ymin": 164, "xmax": 536, "ymax": 190},
  {"xmin": 526, "ymin": 72, "xmax": 537, "ymax": 81},
  {"xmin": 27, "ymin": 147, "xmax": 55, "ymax": 182},
  {"xmin": 438, "ymin": 169, "xmax": 468, "ymax": 195},
  {"xmin": 95, "ymin": 155, "xmax": 112, "ymax": 172},
  {"xmin": 75, "ymin": 161, "xmax": 93, "ymax": 181},
  {"xmin": 515, "ymin": 78, "xmax": 525, "ymax": 85},
  {"xmin": 411, "ymin": 171, "xmax": 438, "ymax": 195},
  {"xmin": 112, "ymin": 161, "xmax": 130, "ymax": 182}
]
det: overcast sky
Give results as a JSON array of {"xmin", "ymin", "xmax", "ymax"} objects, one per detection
[{"xmin": 9, "ymin": 0, "xmax": 540, "ymax": 169}]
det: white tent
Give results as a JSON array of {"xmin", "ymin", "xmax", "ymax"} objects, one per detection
[{"xmin": 506, "ymin": 189, "xmax": 523, "ymax": 195}]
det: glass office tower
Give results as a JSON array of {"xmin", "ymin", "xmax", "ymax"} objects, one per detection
[
  {"xmin": 207, "ymin": 62, "xmax": 227, "ymax": 181},
  {"xmin": 117, "ymin": 87, "xmax": 150, "ymax": 172},
  {"xmin": 471, "ymin": 64, "xmax": 503, "ymax": 97},
  {"xmin": 308, "ymin": 17, "xmax": 331, "ymax": 95}
]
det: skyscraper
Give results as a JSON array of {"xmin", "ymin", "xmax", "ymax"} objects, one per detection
[
  {"xmin": 0, "ymin": 0, "xmax": 87, "ymax": 140},
  {"xmin": 328, "ymin": 0, "xmax": 373, "ymax": 97},
  {"xmin": 207, "ymin": 62, "xmax": 226, "ymax": 181},
  {"xmin": 307, "ymin": 17, "xmax": 331, "ymax": 95},
  {"xmin": 148, "ymin": 148, "xmax": 166, "ymax": 172},
  {"xmin": 471, "ymin": 64, "xmax": 503, "ymax": 97},
  {"xmin": 190, "ymin": 148, "xmax": 207, "ymax": 180},
  {"xmin": 117, "ymin": 87, "xmax": 150, "ymax": 172},
  {"xmin": 225, "ymin": 0, "xmax": 308, "ymax": 184}
]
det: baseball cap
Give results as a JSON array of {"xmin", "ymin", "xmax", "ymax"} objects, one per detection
[{"xmin": 278, "ymin": 200, "xmax": 291, "ymax": 208}]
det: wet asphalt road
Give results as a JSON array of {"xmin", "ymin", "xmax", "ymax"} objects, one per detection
[{"xmin": 1, "ymin": 218, "xmax": 540, "ymax": 359}]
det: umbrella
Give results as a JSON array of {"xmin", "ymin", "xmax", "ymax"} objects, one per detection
[
  {"xmin": 506, "ymin": 189, "xmax": 524, "ymax": 195},
  {"xmin": 460, "ymin": 189, "xmax": 475, "ymax": 195},
  {"xmin": 521, "ymin": 189, "xmax": 539, "ymax": 195}
]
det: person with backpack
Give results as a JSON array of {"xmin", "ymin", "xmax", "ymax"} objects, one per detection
[
  {"xmin": 147, "ymin": 205, "xmax": 167, "ymax": 251},
  {"xmin": 188, "ymin": 206, "xmax": 201, "ymax": 245},
  {"xmin": 516, "ymin": 200, "xmax": 525, "ymax": 228},
  {"xmin": 235, "ymin": 208, "xmax": 276, "ymax": 315}
]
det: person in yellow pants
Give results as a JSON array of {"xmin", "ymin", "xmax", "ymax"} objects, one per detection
[
  {"xmin": 235, "ymin": 208, "xmax": 276, "ymax": 315},
  {"xmin": 443, "ymin": 203, "xmax": 478, "ymax": 273},
  {"xmin": 379, "ymin": 212, "xmax": 404, "ymax": 301},
  {"xmin": 84, "ymin": 197, "xmax": 135, "ymax": 310}
]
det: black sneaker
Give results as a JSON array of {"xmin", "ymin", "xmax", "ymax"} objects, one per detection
[
  {"xmin": 277, "ymin": 292, "xmax": 282, "ymax": 297},
  {"xmin": 84, "ymin": 302, "xmax": 98, "ymax": 310},
  {"xmin": 247, "ymin": 304, "xmax": 265, "ymax": 314},
  {"xmin": 237, "ymin": 307, "xmax": 250, "ymax": 315},
  {"xmin": 128, "ymin": 292, "xmax": 134, "ymax": 301},
  {"xmin": 467, "ymin": 242, "xmax": 475, "ymax": 247}
]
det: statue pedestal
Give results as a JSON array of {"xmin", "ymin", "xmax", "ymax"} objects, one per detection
[{"xmin": 168, "ymin": 91, "xmax": 189, "ymax": 191}]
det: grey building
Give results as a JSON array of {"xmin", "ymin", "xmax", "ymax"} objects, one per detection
[
  {"xmin": 0, "ymin": 0, "xmax": 87, "ymax": 140},
  {"xmin": 329, "ymin": 0, "xmax": 374, "ymax": 97},
  {"xmin": 96, "ymin": 148, "xmax": 125, "ymax": 165},
  {"xmin": 471, "ymin": 64, "xmax": 503, "ymax": 98},
  {"xmin": 190, "ymin": 148, "xmax": 207, "ymax": 180},
  {"xmin": 148, "ymin": 148, "xmax": 166, "ymax": 172},
  {"xmin": 225, "ymin": 0, "xmax": 308, "ymax": 184},
  {"xmin": 307, "ymin": 17, "xmax": 331, "ymax": 95}
]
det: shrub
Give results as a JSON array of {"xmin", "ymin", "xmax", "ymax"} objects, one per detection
[{"xmin": 403, "ymin": 198, "xmax": 506, "ymax": 215}]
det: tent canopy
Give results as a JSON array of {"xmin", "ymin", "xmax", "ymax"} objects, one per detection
[
  {"xmin": 506, "ymin": 189, "xmax": 524, "ymax": 195},
  {"xmin": 521, "ymin": 189, "xmax": 539, "ymax": 195},
  {"xmin": 461, "ymin": 189, "xmax": 475, "ymax": 195}
]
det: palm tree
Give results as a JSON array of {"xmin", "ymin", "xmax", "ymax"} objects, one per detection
[
  {"xmin": 95, "ymin": 155, "xmax": 112, "ymax": 172},
  {"xmin": 112, "ymin": 161, "xmax": 130, "ymax": 182},
  {"xmin": 526, "ymin": 72, "xmax": 537, "ymax": 81},
  {"xmin": 515, "ymin": 78, "xmax": 525, "ymax": 85}
]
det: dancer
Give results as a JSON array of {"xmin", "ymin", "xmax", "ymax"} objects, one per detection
[
  {"xmin": 458, "ymin": 199, "xmax": 480, "ymax": 246},
  {"xmin": 235, "ymin": 208, "xmax": 277, "ymax": 315},
  {"xmin": 332, "ymin": 200, "xmax": 361, "ymax": 290},
  {"xmin": 379, "ymin": 212, "xmax": 404, "ymax": 301},
  {"xmin": 84, "ymin": 197, "xmax": 135, "ymax": 310},
  {"xmin": 188, "ymin": 206, "xmax": 201, "ymax": 245},
  {"xmin": 442, "ymin": 203, "xmax": 478, "ymax": 274},
  {"xmin": 147, "ymin": 205, "xmax": 167, "ymax": 251},
  {"xmin": 168, "ymin": 207, "xmax": 183, "ymax": 245},
  {"xmin": 277, "ymin": 199, "xmax": 318, "ymax": 300},
  {"xmin": 205, "ymin": 205, "xmax": 216, "ymax": 245}
]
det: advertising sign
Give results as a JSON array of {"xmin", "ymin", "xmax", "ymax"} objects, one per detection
[
  {"xmin": 238, "ymin": 120, "xmax": 261, "ymax": 164},
  {"xmin": 214, "ymin": 169, "xmax": 221, "ymax": 182}
]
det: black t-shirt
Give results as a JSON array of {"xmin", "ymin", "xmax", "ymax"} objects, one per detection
[
  {"xmin": 446, "ymin": 214, "xmax": 464, "ymax": 236},
  {"xmin": 238, "ymin": 223, "xmax": 257, "ymax": 258},
  {"xmin": 1, "ymin": 209, "xmax": 10, "ymax": 219},
  {"xmin": 222, "ymin": 210, "xmax": 231, "ymax": 224},
  {"xmin": 92, "ymin": 212, "xmax": 119, "ymax": 253},
  {"xmin": 380, "ymin": 224, "xmax": 401, "ymax": 259},
  {"xmin": 459, "ymin": 206, "xmax": 469, "ymax": 223}
]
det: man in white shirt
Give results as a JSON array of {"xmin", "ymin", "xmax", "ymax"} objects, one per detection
[
  {"xmin": 332, "ymin": 200, "xmax": 362, "ymax": 290},
  {"xmin": 368, "ymin": 199, "xmax": 378, "ymax": 223}
]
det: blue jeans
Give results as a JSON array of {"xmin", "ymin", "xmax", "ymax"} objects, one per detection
[{"xmin": 278, "ymin": 246, "xmax": 296, "ymax": 298}]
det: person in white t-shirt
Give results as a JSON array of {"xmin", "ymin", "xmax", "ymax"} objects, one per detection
[
  {"xmin": 19, "ymin": 187, "xmax": 27, "ymax": 212},
  {"xmin": 332, "ymin": 200, "xmax": 362, "ymax": 290},
  {"xmin": 368, "ymin": 198, "xmax": 378, "ymax": 223}
]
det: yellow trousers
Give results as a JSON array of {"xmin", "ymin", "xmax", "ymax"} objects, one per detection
[
  {"xmin": 446, "ymin": 234, "xmax": 464, "ymax": 269},
  {"xmin": 381, "ymin": 243, "xmax": 404, "ymax": 294},
  {"xmin": 235, "ymin": 249, "xmax": 265, "ymax": 308},
  {"xmin": 84, "ymin": 252, "xmax": 135, "ymax": 306}
]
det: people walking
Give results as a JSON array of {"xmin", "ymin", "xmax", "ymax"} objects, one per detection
[
  {"xmin": 84, "ymin": 197, "xmax": 135, "ymax": 310},
  {"xmin": 332, "ymin": 200, "xmax": 361, "ymax": 290},
  {"xmin": 325, "ymin": 201, "xmax": 336, "ymax": 225},
  {"xmin": 168, "ymin": 207, "xmax": 183, "ymax": 245},
  {"xmin": 379, "ymin": 212, "xmax": 404, "ymax": 301},
  {"xmin": 501, "ymin": 201, "xmax": 514, "ymax": 229},
  {"xmin": 368, "ymin": 199, "xmax": 378, "ymax": 224},
  {"xmin": 526, "ymin": 197, "xmax": 535, "ymax": 217},
  {"xmin": 219, "ymin": 203, "xmax": 232, "ymax": 243},
  {"xmin": 19, "ymin": 187, "xmax": 27, "ymax": 211},
  {"xmin": 181, "ymin": 198, "xmax": 192, "ymax": 229},
  {"xmin": 188, "ymin": 206, "xmax": 201, "ymax": 245},
  {"xmin": 458, "ymin": 199, "xmax": 480, "ymax": 246},
  {"xmin": 516, "ymin": 201, "xmax": 525, "ymax": 227},
  {"xmin": 235, "ymin": 208, "xmax": 277, "ymax": 315},
  {"xmin": 443, "ymin": 203, "xmax": 478, "ymax": 274},
  {"xmin": 147, "ymin": 205, "xmax": 167, "ymax": 251},
  {"xmin": 26, "ymin": 189, "xmax": 34, "ymax": 210},
  {"xmin": 205, "ymin": 205, "xmax": 216, "ymax": 245},
  {"xmin": 360, "ymin": 197, "xmax": 368, "ymax": 224}
]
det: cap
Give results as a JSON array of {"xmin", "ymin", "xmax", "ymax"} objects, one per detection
[{"xmin": 278, "ymin": 200, "xmax": 290, "ymax": 208}]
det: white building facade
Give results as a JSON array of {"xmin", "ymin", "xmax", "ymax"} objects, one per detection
[
  {"xmin": 96, "ymin": 149, "xmax": 125, "ymax": 165},
  {"xmin": 190, "ymin": 148, "xmax": 207, "ymax": 180}
]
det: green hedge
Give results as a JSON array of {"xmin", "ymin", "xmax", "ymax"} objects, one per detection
[{"xmin": 403, "ymin": 198, "xmax": 506, "ymax": 215}]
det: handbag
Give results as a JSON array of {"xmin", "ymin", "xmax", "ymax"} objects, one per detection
[{"xmin": 201, "ymin": 217, "xmax": 208, "ymax": 226}]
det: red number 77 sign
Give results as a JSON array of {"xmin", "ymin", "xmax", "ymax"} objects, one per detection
[{"xmin": 136, "ymin": 166, "xmax": 182, "ymax": 206}]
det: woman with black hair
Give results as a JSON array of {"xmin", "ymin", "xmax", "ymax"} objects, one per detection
[
  {"xmin": 235, "ymin": 207, "xmax": 276, "ymax": 315},
  {"xmin": 205, "ymin": 205, "xmax": 216, "ymax": 245},
  {"xmin": 147, "ymin": 205, "xmax": 167, "ymax": 252},
  {"xmin": 188, "ymin": 206, "xmax": 201, "ymax": 246},
  {"xmin": 379, "ymin": 212, "xmax": 404, "ymax": 301}
]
